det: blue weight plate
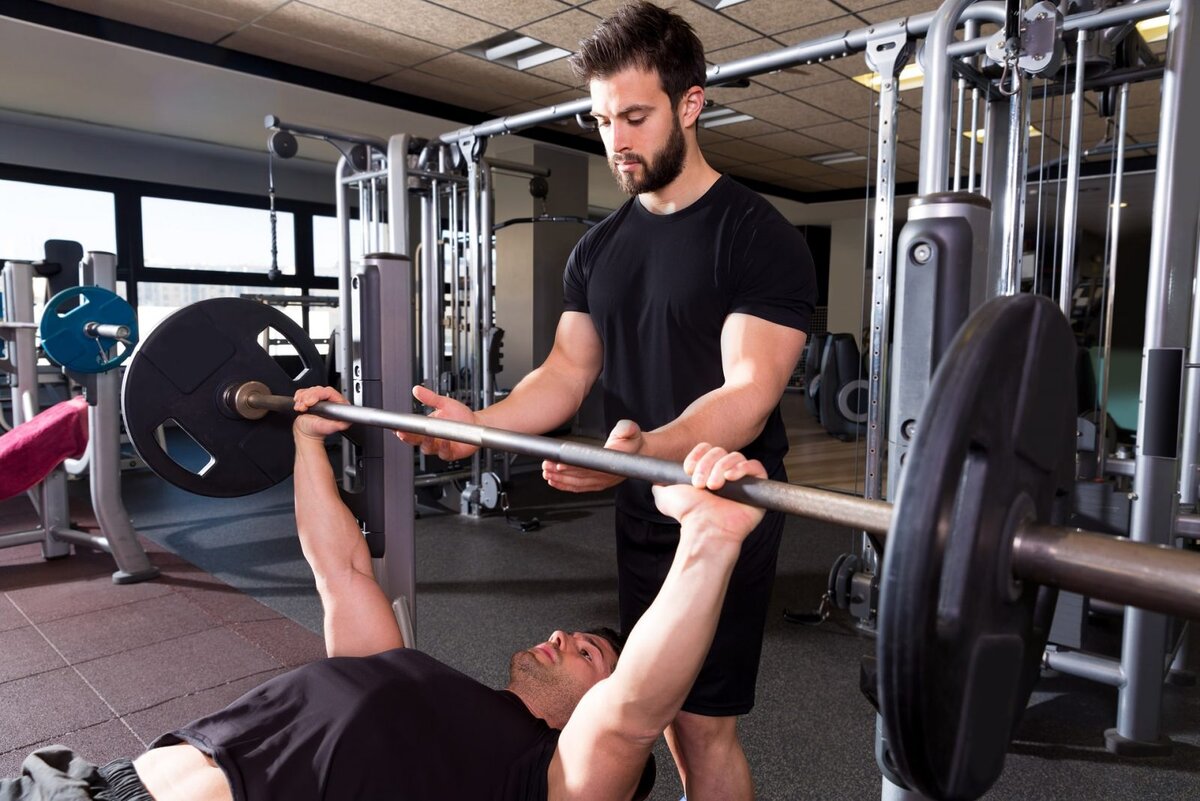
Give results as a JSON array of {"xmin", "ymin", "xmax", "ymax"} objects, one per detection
[
  {"xmin": 40, "ymin": 286, "xmax": 139, "ymax": 373},
  {"xmin": 121, "ymin": 298, "xmax": 325, "ymax": 497},
  {"xmin": 878, "ymin": 294, "xmax": 1077, "ymax": 801}
]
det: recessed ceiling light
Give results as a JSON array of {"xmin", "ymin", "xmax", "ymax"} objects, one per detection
[
  {"xmin": 852, "ymin": 63, "xmax": 925, "ymax": 93},
  {"xmin": 698, "ymin": 106, "xmax": 755, "ymax": 129},
  {"xmin": 1136, "ymin": 15, "xmax": 1169, "ymax": 43},
  {"xmin": 469, "ymin": 32, "xmax": 571, "ymax": 71},
  {"xmin": 964, "ymin": 125, "xmax": 1043, "ymax": 143},
  {"xmin": 810, "ymin": 151, "xmax": 867, "ymax": 166}
]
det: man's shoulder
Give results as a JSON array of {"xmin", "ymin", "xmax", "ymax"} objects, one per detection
[{"xmin": 716, "ymin": 174, "xmax": 791, "ymax": 222}]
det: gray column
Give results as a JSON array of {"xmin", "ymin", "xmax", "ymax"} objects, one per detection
[{"xmin": 1110, "ymin": 0, "xmax": 1200, "ymax": 754}]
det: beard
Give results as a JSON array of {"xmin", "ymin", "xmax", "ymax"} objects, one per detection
[
  {"xmin": 507, "ymin": 650, "xmax": 591, "ymax": 728},
  {"xmin": 609, "ymin": 115, "xmax": 687, "ymax": 196}
]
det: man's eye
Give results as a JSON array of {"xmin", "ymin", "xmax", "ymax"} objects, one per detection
[
  {"xmin": 628, "ymin": 117, "xmax": 646, "ymax": 126},
  {"xmin": 581, "ymin": 649, "xmax": 593, "ymax": 661}
]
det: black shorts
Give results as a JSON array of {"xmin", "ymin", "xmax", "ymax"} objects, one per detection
[
  {"xmin": 615, "ymin": 506, "xmax": 785, "ymax": 717},
  {"xmin": 0, "ymin": 746, "xmax": 152, "ymax": 801}
]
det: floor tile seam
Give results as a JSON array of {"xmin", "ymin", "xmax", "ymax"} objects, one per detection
[
  {"xmin": 1, "ymin": 604, "xmax": 149, "ymax": 749},
  {"xmin": 0, "ymin": 715, "xmax": 130, "ymax": 761},
  {"xmin": 4, "ymin": 585, "xmax": 180, "ymax": 627},
  {"xmin": 222, "ymin": 615, "xmax": 313, "ymax": 667},
  {"xmin": 116, "ymin": 667, "xmax": 288, "ymax": 722},
  {"xmin": 49, "ymin": 619, "xmax": 231, "ymax": 671}
]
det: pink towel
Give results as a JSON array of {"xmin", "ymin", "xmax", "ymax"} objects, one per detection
[{"xmin": 0, "ymin": 396, "xmax": 89, "ymax": 501}]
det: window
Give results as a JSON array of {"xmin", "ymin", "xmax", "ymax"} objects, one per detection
[
  {"xmin": 0, "ymin": 180, "xmax": 116, "ymax": 262},
  {"xmin": 141, "ymin": 197, "xmax": 295, "ymax": 275},
  {"xmin": 134, "ymin": 282, "xmax": 302, "ymax": 340},
  {"xmin": 312, "ymin": 215, "xmax": 366, "ymax": 278}
]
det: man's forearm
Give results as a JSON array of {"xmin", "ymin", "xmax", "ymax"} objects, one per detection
[
  {"xmin": 598, "ymin": 524, "xmax": 743, "ymax": 736},
  {"xmin": 293, "ymin": 434, "xmax": 373, "ymax": 586},
  {"xmin": 641, "ymin": 382, "xmax": 777, "ymax": 463},
  {"xmin": 475, "ymin": 362, "xmax": 594, "ymax": 434}
]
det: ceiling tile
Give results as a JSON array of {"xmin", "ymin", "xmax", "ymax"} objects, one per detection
[
  {"xmin": 894, "ymin": 108, "xmax": 923, "ymax": 143},
  {"xmin": 375, "ymin": 69, "xmax": 522, "ymax": 111},
  {"xmin": 707, "ymin": 37, "xmax": 782, "ymax": 65},
  {"xmin": 431, "ymin": 0, "xmax": 569, "ymax": 29},
  {"xmin": 745, "ymin": 130, "xmax": 837, "ymax": 157},
  {"xmin": 773, "ymin": 14, "xmax": 865, "ymax": 47},
  {"xmin": 1125, "ymin": 81, "xmax": 1162, "ymax": 109},
  {"xmin": 820, "ymin": 171, "xmax": 873, "ymax": 189},
  {"xmin": 256, "ymin": 3, "xmax": 447, "ymax": 66},
  {"xmin": 728, "ymin": 93, "xmax": 841, "ymax": 129},
  {"xmin": 533, "ymin": 88, "xmax": 587, "ymax": 106},
  {"xmin": 707, "ymin": 153, "xmax": 747, "ymax": 171},
  {"xmin": 728, "ymin": 163, "xmax": 791, "ymax": 184},
  {"xmin": 704, "ymin": 138, "xmax": 791, "ymax": 165},
  {"xmin": 168, "ymin": 0, "xmax": 286, "ymax": 24},
  {"xmin": 520, "ymin": 8, "xmax": 603, "ymax": 51},
  {"xmin": 705, "ymin": 81, "xmax": 776, "ymax": 105},
  {"xmin": 803, "ymin": 120, "xmax": 874, "ymax": 151},
  {"xmin": 720, "ymin": 0, "xmax": 844, "ymax": 36},
  {"xmin": 487, "ymin": 100, "xmax": 545, "ymax": 116},
  {"xmin": 781, "ymin": 176, "xmax": 837, "ymax": 192},
  {"xmin": 758, "ymin": 156, "xmax": 838, "ymax": 178},
  {"xmin": 224, "ymin": 25, "xmax": 397, "ymax": 81},
  {"xmin": 754, "ymin": 64, "xmax": 843, "ymax": 93},
  {"xmin": 582, "ymin": 0, "xmax": 758, "ymax": 51},
  {"xmin": 788, "ymin": 78, "xmax": 877, "ymax": 119},
  {"xmin": 414, "ymin": 52, "xmax": 569, "ymax": 101},
  {"xmin": 526, "ymin": 57, "xmax": 583, "ymax": 88},
  {"xmin": 46, "ymin": 0, "xmax": 243, "ymax": 43},
  {"xmin": 701, "ymin": 118, "xmax": 783, "ymax": 139},
  {"xmin": 895, "ymin": 142, "xmax": 921, "ymax": 167},
  {"xmin": 859, "ymin": 0, "xmax": 940, "ymax": 25},
  {"xmin": 302, "ymin": 0, "xmax": 503, "ymax": 49}
]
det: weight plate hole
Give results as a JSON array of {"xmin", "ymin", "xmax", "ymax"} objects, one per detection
[
  {"xmin": 256, "ymin": 325, "xmax": 310, "ymax": 381},
  {"xmin": 157, "ymin": 419, "xmax": 217, "ymax": 477}
]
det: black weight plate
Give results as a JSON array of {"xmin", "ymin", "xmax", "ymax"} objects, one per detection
[
  {"xmin": 878, "ymin": 294, "xmax": 1076, "ymax": 801},
  {"xmin": 122, "ymin": 298, "xmax": 325, "ymax": 497}
]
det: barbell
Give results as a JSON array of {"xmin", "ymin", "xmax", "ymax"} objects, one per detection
[{"xmin": 119, "ymin": 293, "xmax": 1199, "ymax": 801}]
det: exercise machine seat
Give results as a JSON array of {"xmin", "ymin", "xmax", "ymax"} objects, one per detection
[
  {"xmin": 803, "ymin": 332, "xmax": 830, "ymax": 422},
  {"xmin": 0, "ymin": 396, "xmax": 89, "ymax": 501},
  {"xmin": 819, "ymin": 333, "xmax": 868, "ymax": 442}
]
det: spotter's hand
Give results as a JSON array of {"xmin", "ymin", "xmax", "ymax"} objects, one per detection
[
  {"xmin": 543, "ymin": 419, "xmax": 642, "ymax": 493},
  {"xmin": 395, "ymin": 385, "xmax": 480, "ymax": 462}
]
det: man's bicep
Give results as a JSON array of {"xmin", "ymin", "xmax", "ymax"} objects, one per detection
[
  {"xmin": 547, "ymin": 311, "xmax": 604, "ymax": 380},
  {"xmin": 721, "ymin": 313, "xmax": 808, "ymax": 387},
  {"xmin": 550, "ymin": 684, "xmax": 653, "ymax": 801}
]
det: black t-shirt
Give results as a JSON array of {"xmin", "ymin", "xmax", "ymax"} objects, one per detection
[
  {"xmin": 564, "ymin": 175, "xmax": 816, "ymax": 520},
  {"xmin": 151, "ymin": 648, "xmax": 558, "ymax": 801}
]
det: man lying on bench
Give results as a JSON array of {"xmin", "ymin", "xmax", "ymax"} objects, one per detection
[{"xmin": 1, "ymin": 385, "xmax": 769, "ymax": 801}]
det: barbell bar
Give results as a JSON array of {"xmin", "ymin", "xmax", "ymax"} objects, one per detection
[{"xmin": 228, "ymin": 380, "xmax": 1200, "ymax": 622}]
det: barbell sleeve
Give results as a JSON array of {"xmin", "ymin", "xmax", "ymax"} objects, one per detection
[
  {"xmin": 84, "ymin": 323, "xmax": 132, "ymax": 341},
  {"xmin": 235, "ymin": 383, "xmax": 1200, "ymax": 621}
]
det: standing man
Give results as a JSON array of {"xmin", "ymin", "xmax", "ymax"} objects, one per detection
[{"xmin": 402, "ymin": 2, "xmax": 816, "ymax": 798}]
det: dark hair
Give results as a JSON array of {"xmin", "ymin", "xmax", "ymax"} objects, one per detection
[
  {"xmin": 586, "ymin": 626, "xmax": 625, "ymax": 664},
  {"xmin": 569, "ymin": 1, "xmax": 707, "ymax": 107}
]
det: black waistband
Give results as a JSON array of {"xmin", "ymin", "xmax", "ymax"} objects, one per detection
[{"xmin": 96, "ymin": 759, "xmax": 154, "ymax": 801}]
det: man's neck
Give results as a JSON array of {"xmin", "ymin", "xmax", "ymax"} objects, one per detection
[{"xmin": 638, "ymin": 151, "xmax": 721, "ymax": 215}]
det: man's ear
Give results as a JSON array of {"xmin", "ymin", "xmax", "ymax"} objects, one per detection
[{"xmin": 678, "ymin": 85, "xmax": 705, "ymax": 129}]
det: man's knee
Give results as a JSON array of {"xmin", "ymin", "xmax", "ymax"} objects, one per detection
[{"xmin": 670, "ymin": 710, "xmax": 740, "ymax": 751}]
